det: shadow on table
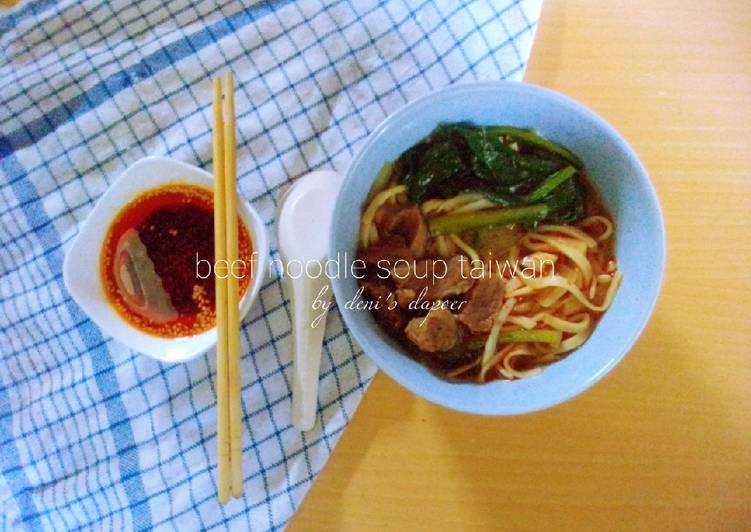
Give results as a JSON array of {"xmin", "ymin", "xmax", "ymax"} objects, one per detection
[{"xmin": 296, "ymin": 374, "xmax": 417, "ymax": 529}]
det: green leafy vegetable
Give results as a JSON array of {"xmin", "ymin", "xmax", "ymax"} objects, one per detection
[
  {"xmin": 429, "ymin": 204, "xmax": 549, "ymax": 236},
  {"xmin": 486, "ymin": 126, "xmax": 583, "ymax": 167},
  {"xmin": 497, "ymin": 329, "xmax": 562, "ymax": 345},
  {"xmin": 401, "ymin": 137, "xmax": 466, "ymax": 203},
  {"xmin": 543, "ymin": 175, "xmax": 585, "ymax": 224},
  {"xmin": 525, "ymin": 165, "xmax": 576, "ymax": 203},
  {"xmin": 395, "ymin": 122, "xmax": 587, "ymax": 226}
]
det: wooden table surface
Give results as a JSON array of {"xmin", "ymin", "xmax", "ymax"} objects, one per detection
[{"xmin": 290, "ymin": 1, "xmax": 751, "ymax": 530}]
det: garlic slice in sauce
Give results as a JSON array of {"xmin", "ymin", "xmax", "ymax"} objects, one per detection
[{"xmin": 113, "ymin": 228, "xmax": 178, "ymax": 323}]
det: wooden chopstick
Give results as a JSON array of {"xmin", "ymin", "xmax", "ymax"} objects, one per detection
[
  {"xmin": 212, "ymin": 77, "xmax": 231, "ymax": 504},
  {"xmin": 222, "ymin": 71, "xmax": 244, "ymax": 499}
]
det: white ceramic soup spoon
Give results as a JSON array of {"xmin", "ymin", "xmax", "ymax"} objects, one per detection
[{"xmin": 278, "ymin": 170, "xmax": 343, "ymax": 431}]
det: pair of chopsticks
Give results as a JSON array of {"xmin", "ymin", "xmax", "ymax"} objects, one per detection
[{"xmin": 212, "ymin": 72, "xmax": 243, "ymax": 503}]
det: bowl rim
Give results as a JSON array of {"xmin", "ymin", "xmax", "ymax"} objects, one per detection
[
  {"xmin": 329, "ymin": 80, "xmax": 666, "ymax": 415},
  {"xmin": 63, "ymin": 155, "xmax": 269, "ymax": 363}
]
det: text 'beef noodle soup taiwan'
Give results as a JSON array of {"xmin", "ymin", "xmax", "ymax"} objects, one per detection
[{"xmin": 356, "ymin": 123, "xmax": 622, "ymax": 383}]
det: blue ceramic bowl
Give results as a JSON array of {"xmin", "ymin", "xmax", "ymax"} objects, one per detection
[{"xmin": 329, "ymin": 82, "xmax": 665, "ymax": 415}]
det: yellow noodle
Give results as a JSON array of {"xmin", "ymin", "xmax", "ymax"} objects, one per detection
[
  {"xmin": 599, "ymin": 270, "xmax": 623, "ymax": 310},
  {"xmin": 511, "ymin": 299, "xmax": 535, "ymax": 314},
  {"xmin": 446, "ymin": 358, "xmax": 481, "ymax": 379},
  {"xmin": 520, "ymin": 253, "xmax": 558, "ymax": 279},
  {"xmin": 436, "ymin": 235, "xmax": 452, "ymax": 258},
  {"xmin": 552, "ymin": 328, "xmax": 592, "ymax": 355},
  {"xmin": 588, "ymin": 280, "xmax": 597, "ymax": 299},
  {"xmin": 368, "ymin": 224, "xmax": 378, "ymax": 244},
  {"xmin": 507, "ymin": 244, "xmax": 520, "ymax": 263},
  {"xmin": 505, "ymin": 277, "xmax": 521, "ymax": 293},
  {"xmin": 449, "ymin": 234, "xmax": 481, "ymax": 264},
  {"xmin": 536, "ymin": 224, "xmax": 597, "ymax": 248},
  {"xmin": 536, "ymin": 352, "xmax": 561, "ymax": 364},
  {"xmin": 452, "ymin": 198, "xmax": 495, "ymax": 213},
  {"xmin": 537, "ymin": 287, "xmax": 567, "ymax": 308},
  {"xmin": 519, "ymin": 239, "xmax": 553, "ymax": 252},
  {"xmin": 506, "ymin": 315, "xmax": 539, "ymax": 329},
  {"xmin": 482, "ymin": 343, "xmax": 515, "ymax": 379},
  {"xmin": 542, "ymin": 312, "xmax": 591, "ymax": 334},
  {"xmin": 530, "ymin": 311, "xmax": 547, "ymax": 322},
  {"xmin": 580, "ymin": 215, "xmax": 614, "ymax": 241},
  {"xmin": 421, "ymin": 199, "xmax": 444, "ymax": 215},
  {"xmin": 524, "ymin": 276, "xmax": 595, "ymax": 310},
  {"xmin": 523, "ymin": 271, "xmax": 622, "ymax": 312},
  {"xmin": 571, "ymin": 268, "xmax": 583, "ymax": 287},
  {"xmin": 421, "ymin": 193, "xmax": 484, "ymax": 216},
  {"xmin": 500, "ymin": 345, "xmax": 544, "ymax": 379},
  {"xmin": 507, "ymin": 286, "xmax": 534, "ymax": 298},
  {"xmin": 536, "ymin": 266, "xmax": 575, "ymax": 307},
  {"xmin": 556, "ymin": 295, "xmax": 585, "ymax": 316},
  {"xmin": 523, "ymin": 234, "xmax": 588, "ymax": 255},
  {"xmin": 526, "ymin": 251, "xmax": 559, "ymax": 264},
  {"xmin": 524, "ymin": 234, "xmax": 592, "ymax": 284},
  {"xmin": 480, "ymin": 297, "xmax": 517, "ymax": 379},
  {"xmin": 440, "ymin": 192, "xmax": 485, "ymax": 212},
  {"xmin": 359, "ymin": 185, "xmax": 406, "ymax": 247}
]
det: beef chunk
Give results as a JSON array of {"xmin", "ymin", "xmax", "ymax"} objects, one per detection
[
  {"xmin": 405, "ymin": 308, "xmax": 460, "ymax": 353},
  {"xmin": 359, "ymin": 278, "xmax": 406, "ymax": 337},
  {"xmin": 373, "ymin": 305, "xmax": 409, "ymax": 338},
  {"xmin": 360, "ymin": 278, "xmax": 392, "ymax": 302},
  {"xmin": 374, "ymin": 203, "xmax": 429, "ymax": 257},
  {"xmin": 458, "ymin": 275, "xmax": 505, "ymax": 333},
  {"xmin": 392, "ymin": 255, "xmax": 474, "ymax": 304},
  {"xmin": 357, "ymin": 235, "xmax": 414, "ymax": 266}
]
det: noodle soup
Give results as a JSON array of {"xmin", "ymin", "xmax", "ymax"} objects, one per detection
[{"xmin": 356, "ymin": 123, "xmax": 621, "ymax": 383}]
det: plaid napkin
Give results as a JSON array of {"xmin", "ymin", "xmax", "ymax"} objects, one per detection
[{"xmin": 0, "ymin": 0, "xmax": 542, "ymax": 529}]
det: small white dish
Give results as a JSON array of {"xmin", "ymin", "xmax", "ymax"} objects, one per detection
[{"xmin": 63, "ymin": 156, "xmax": 269, "ymax": 362}]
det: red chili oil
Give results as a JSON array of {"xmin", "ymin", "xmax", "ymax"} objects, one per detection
[{"xmin": 101, "ymin": 183, "xmax": 253, "ymax": 337}]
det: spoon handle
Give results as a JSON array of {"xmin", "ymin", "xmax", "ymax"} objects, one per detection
[{"xmin": 288, "ymin": 271, "xmax": 332, "ymax": 431}]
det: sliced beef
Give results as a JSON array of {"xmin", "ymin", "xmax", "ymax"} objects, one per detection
[
  {"xmin": 374, "ymin": 203, "xmax": 428, "ymax": 257},
  {"xmin": 357, "ymin": 235, "xmax": 413, "ymax": 266},
  {"xmin": 405, "ymin": 308, "xmax": 460, "ymax": 353},
  {"xmin": 394, "ymin": 288, "xmax": 418, "ymax": 308},
  {"xmin": 373, "ymin": 304, "xmax": 409, "ymax": 338},
  {"xmin": 392, "ymin": 255, "xmax": 474, "ymax": 304},
  {"xmin": 360, "ymin": 278, "xmax": 390, "ymax": 300},
  {"xmin": 359, "ymin": 278, "xmax": 407, "ymax": 337},
  {"xmin": 458, "ymin": 275, "xmax": 505, "ymax": 333}
]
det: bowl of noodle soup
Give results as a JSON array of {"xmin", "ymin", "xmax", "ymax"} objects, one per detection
[{"xmin": 330, "ymin": 82, "xmax": 665, "ymax": 415}]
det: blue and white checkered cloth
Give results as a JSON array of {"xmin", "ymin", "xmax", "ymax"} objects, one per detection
[{"xmin": 0, "ymin": 0, "xmax": 541, "ymax": 529}]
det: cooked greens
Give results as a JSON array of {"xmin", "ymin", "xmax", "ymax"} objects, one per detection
[
  {"xmin": 396, "ymin": 122, "xmax": 586, "ymax": 225},
  {"xmin": 525, "ymin": 165, "xmax": 576, "ymax": 203},
  {"xmin": 465, "ymin": 329, "xmax": 564, "ymax": 352},
  {"xmin": 429, "ymin": 204, "xmax": 549, "ymax": 236}
]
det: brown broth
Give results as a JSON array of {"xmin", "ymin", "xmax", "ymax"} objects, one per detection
[{"xmin": 101, "ymin": 183, "xmax": 253, "ymax": 337}]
